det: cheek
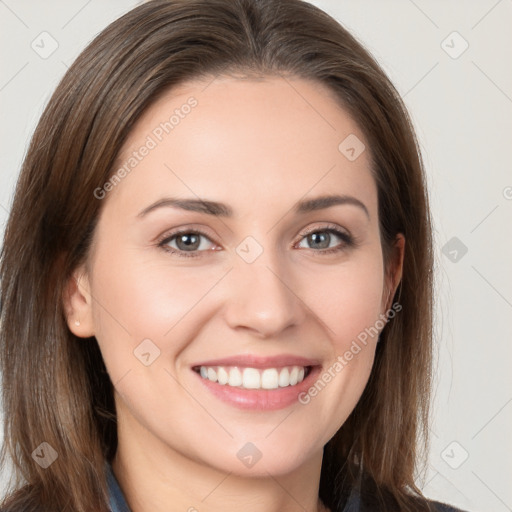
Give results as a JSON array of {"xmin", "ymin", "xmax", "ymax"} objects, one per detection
[
  {"xmin": 295, "ymin": 251, "xmax": 384, "ymax": 431},
  {"xmin": 303, "ymin": 251, "xmax": 385, "ymax": 348},
  {"xmin": 89, "ymin": 247, "xmax": 225, "ymax": 372}
]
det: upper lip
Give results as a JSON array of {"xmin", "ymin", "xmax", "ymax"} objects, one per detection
[{"xmin": 192, "ymin": 354, "xmax": 321, "ymax": 369}]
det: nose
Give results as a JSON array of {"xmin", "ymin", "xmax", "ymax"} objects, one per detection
[{"xmin": 222, "ymin": 249, "xmax": 306, "ymax": 338}]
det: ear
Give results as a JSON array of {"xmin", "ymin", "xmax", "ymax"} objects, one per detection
[
  {"xmin": 62, "ymin": 264, "xmax": 95, "ymax": 338},
  {"xmin": 382, "ymin": 233, "xmax": 405, "ymax": 313}
]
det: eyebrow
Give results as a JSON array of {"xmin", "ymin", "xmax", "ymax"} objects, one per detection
[{"xmin": 137, "ymin": 194, "xmax": 370, "ymax": 220}]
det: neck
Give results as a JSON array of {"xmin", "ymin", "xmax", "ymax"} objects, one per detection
[{"xmin": 111, "ymin": 411, "xmax": 330, "ymax": 512}]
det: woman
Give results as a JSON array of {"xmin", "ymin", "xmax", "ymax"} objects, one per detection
[{"xmin": 0, "ymin": 0, "xmax": 468, "ymax": 511}]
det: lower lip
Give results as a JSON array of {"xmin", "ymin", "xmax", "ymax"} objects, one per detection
[{"xmin": 193, "ymin": 366, "xmax": 321, "ymax": 411}]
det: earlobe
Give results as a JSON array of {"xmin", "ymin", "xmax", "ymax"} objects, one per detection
[{"xmin": 62, "ymin": 266, "xmax": 95, "ymax": 338}]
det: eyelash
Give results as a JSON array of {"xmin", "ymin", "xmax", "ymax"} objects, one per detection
[{"xmin": 156, "ymin": 223, "xmax": 357, "ymax": 259}]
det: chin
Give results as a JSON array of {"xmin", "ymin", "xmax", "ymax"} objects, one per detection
[{"xmin": 191, "ymin": 433, "xmax": 322, "ymax": 478}]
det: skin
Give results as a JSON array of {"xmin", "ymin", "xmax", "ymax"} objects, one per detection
[{"xmin": 64, "ymin": 75, "xmax": 404, "ymax": 512}]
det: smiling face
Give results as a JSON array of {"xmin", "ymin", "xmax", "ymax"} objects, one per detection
[{"xmin": 65, "ymin": 75, "xmax": 404, "ymax": 478}]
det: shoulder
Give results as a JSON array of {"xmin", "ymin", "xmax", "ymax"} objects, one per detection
[
  {"xmin": 337, "ymin": 489, "xmax": 469, "ymax": 512},
  {"xmin": 426, "ymin": 498, "xmax": 468, "ymax": 512}
]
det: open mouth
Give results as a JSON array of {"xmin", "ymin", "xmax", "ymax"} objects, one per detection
[{"xmin": 192, "ymin": 365, "xmax": 313, "ymax": 390}]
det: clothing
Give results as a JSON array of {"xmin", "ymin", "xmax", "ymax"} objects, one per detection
[
  {"xmin": 106, "ymin": 461, "xmax": 131, "ymax": 512},
  {"xmin": 105, "ymin": 461, "xmax": 466, "ymax": 512}
]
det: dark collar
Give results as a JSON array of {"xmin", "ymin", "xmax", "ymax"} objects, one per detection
[{"xmin": 106, "ymin": 461, "xmax": 132, "ymax": 512}]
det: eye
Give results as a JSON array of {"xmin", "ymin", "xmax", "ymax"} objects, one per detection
[
  {"xmin": 157, "ymin": 224, "xmax": 356, "ymax": 259},
  {"xmin": 295, "ymin": 225, "xmax": 355, "ymax": 255},
  {"xmin": 157, "ymin": 229, "xmax": 217, "ymax": 258}
]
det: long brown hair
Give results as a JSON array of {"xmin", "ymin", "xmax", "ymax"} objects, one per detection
[{"xmin": 0, "ymin": 1, "xmax": 434, "ymax": 510}]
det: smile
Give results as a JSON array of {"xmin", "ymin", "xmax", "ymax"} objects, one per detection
[
  {"xmin": 194, "ymin": 365, "xmax": 311, "ymax": 390},
  {"xmin": 191, "ymin": 354, "xmax": 321, "ymax": 410}
]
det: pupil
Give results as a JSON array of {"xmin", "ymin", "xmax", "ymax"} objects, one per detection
[
  {"xmin": 178, "ymin": 234, "xmax": 199, "ymax": 250},
  {"xmin": 310, "ymin": 232, "xmax": 329, "ymax": 249}
]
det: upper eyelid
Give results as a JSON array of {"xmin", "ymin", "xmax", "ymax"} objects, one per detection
[
  {"xmin": 157, "ymin": 223, "xmax": 351, "ymax": 248},
  {"xmin": 156, "ymin": 225, "xmax": 217, "ymax": 245},
  {"xmin": 299, "ymin": 223, "xmax": 349, "ymax": 237}
]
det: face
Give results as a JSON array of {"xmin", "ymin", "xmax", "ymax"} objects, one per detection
[{"xmin": 66, "ymin": 75, "xmax": 404, "ymax": 477}]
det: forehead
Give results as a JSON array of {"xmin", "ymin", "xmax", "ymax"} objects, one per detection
[{"xmin": 108, "ymin": 75, "xmax": 377, "ymax": 220}]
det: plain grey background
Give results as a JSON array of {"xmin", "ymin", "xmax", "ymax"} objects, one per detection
[{"xmin": 1, "ymin": 1, "xmax": 511, "ymax": 511}]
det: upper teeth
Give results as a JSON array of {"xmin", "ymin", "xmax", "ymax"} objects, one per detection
[{"xmin": 198, "ymin": 365, "xmax": 306, "ymax": 389}]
